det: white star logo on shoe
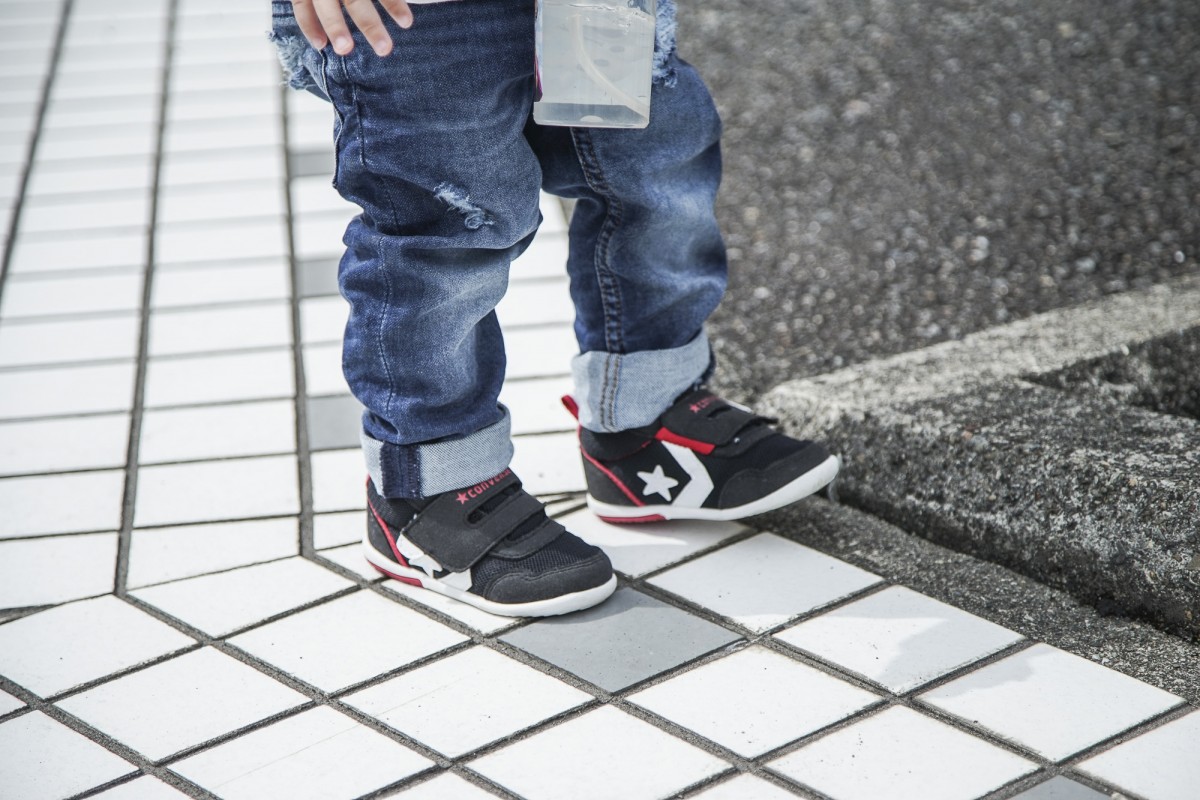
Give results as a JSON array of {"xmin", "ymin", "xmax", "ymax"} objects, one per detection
[{"xmin": 638, "ymin": 464, "xmax": 679, "ymax": 502}]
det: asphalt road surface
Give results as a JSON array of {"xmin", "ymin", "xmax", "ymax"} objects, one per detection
[{"xmin": 680, "ymin": 0, "xmax": 1199, "ymax": 398}]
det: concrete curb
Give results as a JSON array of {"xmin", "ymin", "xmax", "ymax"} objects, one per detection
[{"xmin": 762, "ymin": 275, "xmax": 1200, "ymax": 640}]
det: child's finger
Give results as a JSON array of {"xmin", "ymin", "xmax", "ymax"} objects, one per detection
[
  {"xmin": 379, "ymin": 0, "xmax": 414, "ymax": 30},
  {"xmin": 308, "ymin": 0, "xmax": 357, "ymax": 55},
  {"xmin": 290, "ymin": 0, "xmax": 328, "ymax": 50},
  {"xmin": 342, "ymin": 0, "xmax": 396, "ymax": 56}
]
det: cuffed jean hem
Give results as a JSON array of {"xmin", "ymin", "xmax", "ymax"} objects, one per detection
[
  {"xmin": 571, "ymin": 330, "xmax": 711, "ymax": 433},
  {"xmin": 361, "ymin": 406, "xmax": 515, "ymax": 499}
]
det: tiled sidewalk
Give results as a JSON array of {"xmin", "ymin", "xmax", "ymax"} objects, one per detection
[{"xmin": 0, "ymin": 2, "xmax": 1196, "ymax": 799}]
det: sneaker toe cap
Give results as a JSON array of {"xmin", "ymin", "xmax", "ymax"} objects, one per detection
[{"xmin": 482, "ymin": 544, "xmax": 613, "ymax": 604}]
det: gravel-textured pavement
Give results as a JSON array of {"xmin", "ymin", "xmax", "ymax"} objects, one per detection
[{"xmin": 681, "ymin": 0, "xmax": 1200, "ymax": 398}]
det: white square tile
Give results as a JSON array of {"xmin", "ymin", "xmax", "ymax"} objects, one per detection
[
  {"xmin": 139, "ymin": 400, "xmax": 295, "ymax": 463},
  {"xmin": 648, "ymin": 533, "xmax": 882, "ymax": 633},
  {"xmin": 159, "ymin": 148, "xmax": 282, "ymax": 188},
  {"xmin": 0, "ymin": 271, "xmax": 143, "ymax": 319},
  {"xmin": 346, "ymin": 647, "xmax": 590, "ymax": 757},
  {"xmin": 497, "ymin": 278, "xmax": 574, "ymax": 328},
  {"xmin": 134, "ymin": 455, "xmax": 299, "ymax": 527},
  {"xmin": 770, "ymin": 706, "xmax": 1036, "ymax": 800},
  {"xmin": 919, "ymin": 643, "xmax": 1183, "ymax": 761},
  {"xmin": 777, "ymin": 586, "xmax": 1024, "ymax": 693},
  {"xmin": 300, "ymin": 295, "xmax": 348, "ymax": 344},
  {"xmin": 537, "ymin": 193, "xmax": 568, "ymax": 233},
  {"xmin": 157, "ymin": 181, "xmax": 286, "ymax": 225},
  {"xmin": 557, "ymin": 508, "xmax": 747, "ymax": 578},
  {"xmin": 0, "ymin": 413, "xmax": 130, "ymax": 477},
  {"xmin": 144, "ymin": 349, "xmax": 294, "ymax": 407},
  {"xmin": 500, "ymin": 376, "xmax": 576, "ymax": 436},
  {"xmin": 164, "ymin": 115, "xmax": 282, "ymax": 154},
  {"xmin": 0, "ymin": 712, "xmax": 134, "ymax": 800},
  {"xmin": 0, "ymin": 533, "xmax": 118, "ymax": 607},
  {"xmin": 630, "ymin": 647, "xmax": 879, "ymax": 757},
  {"xmin": 41, "ymin": 97, "xmax": 158, "ymax": 132},
  {"xmin": 396, "ymin": 773, "xmax": 497, "ymax": 800},
  {"xmin": 302, "ymin": 342, "xmax": 347, "ymax": 396},
  {"xmin": 34, "ymin": 132, "xmax": 155, "ymax": 163},
  {"xmin": 155, "ymin": 218, "xmax": 286, "ymax": 265},
  {"xmin": 26, "ymin": 159, "xmax": 155, "ymax": 197},
  {"xmin": 167, "ymin": 93, "xmax": 281, "ymax": 126},
  {"xmin": 511, "ymin": 231, "xmax": 568, "ymax": 279},
  {"xmin": 291, "ymin": 175, "xmax": 357, "ymax": 217},
  {"xmin": 377, "ymin": 576, "xmax": 518, "ymax": 635},
  {"xmin": 287, "ymin": 111, "xmax": 338, "ymax": 151},
  {"xmin": 128, "ymin": 517, "xmax": 298, "ymax": 589},
  {"xmin": 292, "ymin": 212, "xmax": 353, "ymax": 260},
  {"xmin": 0, "ymin": 689, "xmax": 24, "ymax": 717},
  {"xmin": 19, "ymin": 195, "xmax": 149, "ymax": 233},
  {"xmin": 173, "ymin": 706, "xmax": 430, "ymax": 800},
  {"xmin": 311, "ymin": 448, "xmax": 364, "ymax": 513},
  {"xmin": 314, "ymin": 510, "xmax": 361, "ymax": 550},
  {"xmin": 0, "ymin": 470, "xmax": 124, "ymax": 538},
  {"xmin": 690, "ymin": 775, "xmax": 798, "ymax": 800},
  {"xmin": 317, "ymin": 542, "xmax": 382, "ymax": 582},
  {"xmin": 504, "ymin": 324, "xmax": 577, "ymax": 379},
  {"xmin": 169, "ymin": 60, "xmax": 279, "ymax": 94},
  {"xmin": 0, "ymin": 595, "xmax": 193, "ymax": 697},
  {"xmin": 471, "ymin": 705, "xmax": 727, "ymax": 800},
  {"xmin": 0, "ymin": 314, "xmax": 140, "ymax": 367},
  {"xmin": 8, "ymin": 231, "xmax": 145, "ymax": 274},
  {"xmin": 511, "ymin": 432, "xmax": 585, "ymax": 495},
  {"xmin": 58, "ymin": 647, "xmax": 307, "ymax": 761},
  {"xmin": 132, "ymin": 557, "xmax": 352, "ymax": 636},
  {"xmin": 0, "ymin": 362, "xmax": 135, "ymax": 419},
  {"xmin": 148, "ymin": 302, "xmax": 292, "ymax": 356},
  {"xmin": 1078, "ymin": 711, "xmax": 1200, "ymax": 800},
  {"xmin": 151, "ymin": 259, "xmax": 288, "ymax": 308},
  {"xmin": 90, "ymin": 776, "xmax": 190, "ymax": 799},
  {"xmin": 228, "ymin": 591, "xmax": 466, "ymax": 692}
]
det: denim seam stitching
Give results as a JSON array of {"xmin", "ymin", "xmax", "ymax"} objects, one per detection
[
  {"xmin": 568, "ymin": 128, "xmax": 626, "ymax": 356},
  {"xmin": 568, "ymin": 128, "xmax": 627, "ymax": 429}
]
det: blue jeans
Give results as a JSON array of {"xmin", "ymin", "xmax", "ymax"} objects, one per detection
[{"xmin": 270, "ymin": 0, "xmax": 727, "ymax": 498}]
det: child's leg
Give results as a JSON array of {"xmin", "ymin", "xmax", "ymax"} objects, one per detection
[
  {"xmin": 528, "ymin": 9, "xmax": 840, "ymax": 520},
  {"xmin": 277, "ymin": 1, "xmax": 544, "ymax": 499},
  {"xmin": 270, "ymin": 1, "xmax": 614, "ymax": 615}
]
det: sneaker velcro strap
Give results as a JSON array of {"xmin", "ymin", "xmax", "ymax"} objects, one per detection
[
  {"xmin": 488, "ymin": 515, "xmax": 568, "ymax": 560},
  {"xmin": 402, "ymin": 472, "xmax": 548, "ymax": 572},
  {"xmin": 660, "ymin": 391, "xmax": 766, "ymax": 448}
]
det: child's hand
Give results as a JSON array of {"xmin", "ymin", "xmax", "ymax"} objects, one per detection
[{"xmin": 291, "ymin": 0, "xmax": 413, "ymax": 57}]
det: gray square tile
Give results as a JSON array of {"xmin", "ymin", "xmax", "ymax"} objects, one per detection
[
  {"xmin": 306, "ymin": 394, "xmax": 362, "ymax": 452},
  {"xmin": 1011, "ymin": 777, "xmax": 1109, "ymax": 800},
  {"xmin": 500, "ymin": 588, "xmax": 740, "ymax": 691},
  {"xmin": 296, "ymin": 256, "xmax": 339, "ymax": 299}
]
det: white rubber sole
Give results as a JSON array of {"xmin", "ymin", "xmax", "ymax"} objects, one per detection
[
  {"xmin": 362, "ymin": 542, "xmax": 618, "ymax": 617},
  {"xmin": 588, "ymin": 453, "xmax": 841, "ymax": 523}
]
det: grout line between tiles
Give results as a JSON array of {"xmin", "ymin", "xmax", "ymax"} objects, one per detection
[
  {"xmin": 281, "ymin": 88, "xmax": 318, "ymax": 562},
  {"xmin": 0, "ymin": 0, "xmax": 72, "ymax": 304},
  {"xmin": 113, "ymin": 0, "xmax": 178, "ymax": 600}
]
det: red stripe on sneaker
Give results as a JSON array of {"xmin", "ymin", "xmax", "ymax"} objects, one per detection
[
  {"xmin": 370, "ymin": 563, "xmax": 423, "ymax": 588},
  {"xmin": 366, "ymin": 500, "xmax": 412, "ymax": 569},
  {"xmin": 581, "ymin": 449, "xmax": 645, "ymax": 507},
  {"xmin": 654, "ymin": 427, "xmax": 716, "ymax": 455},
  {"xmin": 561, "ymin": 394, "xmax": 580, "ymax": 420},
  {"xmin": 598, "ymin": 513, "xmax": 666, "ymax": 524}
]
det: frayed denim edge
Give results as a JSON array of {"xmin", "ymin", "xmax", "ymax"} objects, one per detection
[{"xmin": 652, "ymin": 0, "xmax": 679, "ymax": 88}]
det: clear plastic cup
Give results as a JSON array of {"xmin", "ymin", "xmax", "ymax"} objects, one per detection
[{"xmin": 533, "ymin": 0, "xmax": 656, "ymax": 129}]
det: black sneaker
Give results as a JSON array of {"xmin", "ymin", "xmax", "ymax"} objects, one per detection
[
  {"xmin": 569, "ymin": 389, "xmax": 839, "ymax": 523},
  {"xmin": 363, "ymin": 469, "xmax": 616, "ymax": 616}
]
